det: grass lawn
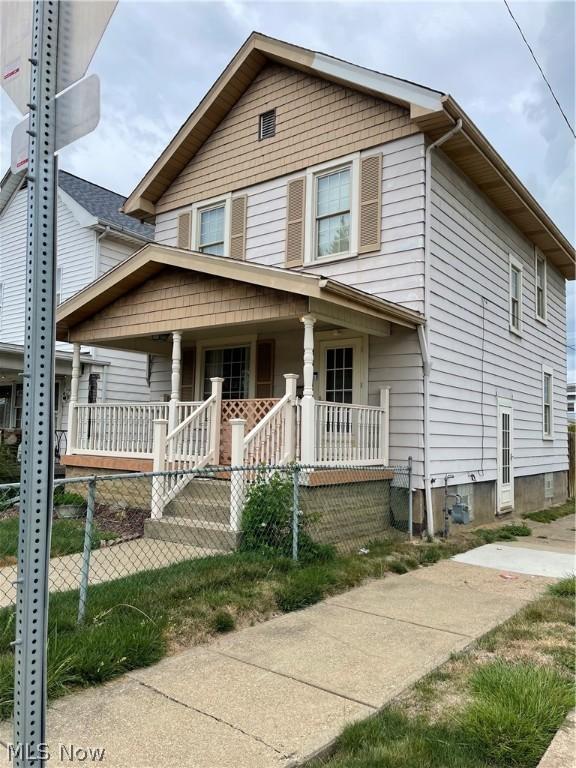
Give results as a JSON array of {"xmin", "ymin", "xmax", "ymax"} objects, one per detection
[
  {"xmin": 523, "ymin": 498, "xmax": 575, "ymax": 524},
  {"xmin": 310, "ymin": 576, "xmax": 575, "ymax": 768},
  {"xmin": 0, "ymin": 517, "xmax": 117, "ymax": 568},
  {"xmin": 0, "ymin": 519, "xmax": 538, "ymax": 720}
]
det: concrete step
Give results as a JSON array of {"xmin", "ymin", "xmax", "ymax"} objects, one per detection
[
  {"xmin": 144, "ymin": 517, "xmax": 239, "ymax": 552},
  {"xmin": 164, "ymin": 499, "xmax": 230, "ymax": 524},
  {"xmin": 175, "ymin": 477, "xmax": 231, "ymax": 504}
]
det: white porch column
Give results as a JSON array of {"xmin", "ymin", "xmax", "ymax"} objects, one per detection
[
  {"xmin": 168, "ymin": 331, "xmax": 182, "ymax": 434},
  {"xmin": 300, "ymin": 314, "xmax": 316, "ymax": 464},
  {"xmin": 283, "ymin": 373, "xmax": 298, "ymax": 461},
  {"xmin": 67, "ymin": 342, "xmax": 81, "ymax": 452},
  {"xmin": 229, "ymin": 418, "xmax": 246, "ymax": 531},
  {"xmin": 151, "ymin": 418, "xmax": 168, "ymax": 519},
  {"xmin": 210, "ymin": 377, "xmax": 224, "ymax": 464}
]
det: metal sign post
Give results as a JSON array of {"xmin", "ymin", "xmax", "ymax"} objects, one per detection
[{"xmin": 13, "ymin": 2, "xmax": 59, "ymax": 765}]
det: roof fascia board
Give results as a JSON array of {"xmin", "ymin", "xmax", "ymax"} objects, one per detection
[
  {"xmin": 0, "ymin": 170, "xmax": 26, "ymax": 218},
  {"xmin": 443, "ymin": 96, "xmax": 575, "ymax": 273},
  {"xmin": 58, "ymin": 187, "xmax": 99, "ymax": 229},
  {"xmin": 311, "ymin": 52, "xmax": 443, "ymax": 112}
]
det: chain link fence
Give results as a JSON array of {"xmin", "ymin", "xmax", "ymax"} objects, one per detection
[{"xmin": 0, "ymin": 462, "xmax": 412, "ymax": 616}]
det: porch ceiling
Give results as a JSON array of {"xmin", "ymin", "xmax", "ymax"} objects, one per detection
[{"xmin": 56, "ymin": 243, "xmax": 423, "ymax": 352}]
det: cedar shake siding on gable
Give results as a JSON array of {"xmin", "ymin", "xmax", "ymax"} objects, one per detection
[
  {"xmin": 157, "ymin": 62, "xmax": 418, "ymax": 214},
  {"xmin": 67, "ymin": 268, "xmax": 309, "ymax": 343}
]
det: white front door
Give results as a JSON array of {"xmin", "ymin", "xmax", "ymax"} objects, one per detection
[{"xmin": 497, "ymin": 400, "xmax": 514, "ymax": 512}]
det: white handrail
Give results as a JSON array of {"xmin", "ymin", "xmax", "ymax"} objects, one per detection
[{"xmin": 243, "ymin": 392, "xmax": 294, "ymax": 466}]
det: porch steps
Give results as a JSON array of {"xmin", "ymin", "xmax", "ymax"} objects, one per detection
[
  {"xmin": 144, "ymin": 517, "xmax": 239, "ymax": 552},
  {"xmin": 144, "ymin": 478, "xmax": 236, "ymax": 552}
]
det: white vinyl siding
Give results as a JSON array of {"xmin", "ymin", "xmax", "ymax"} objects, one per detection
[
  {"xmin": 429, "ymin": 150, "xmax": 567, "ymax": 482},
  {"xmin": 55, "ymin": 267, "xmax": 63, "ymax": 305},
  {"xmin": 154, "ymin": 134, "xmax": 426, "ymax": 313},
  {"xmin": 0, "ymin": 187, "xmax": 150, "ymax": 405}
]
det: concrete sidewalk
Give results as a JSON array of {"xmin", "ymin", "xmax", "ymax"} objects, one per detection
[{"xmin": 0, "ymin": 515, "xmax": 571, "ymax": 768}]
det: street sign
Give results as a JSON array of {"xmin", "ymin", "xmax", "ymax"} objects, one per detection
[
  {"xmin": 1, "ymin": 0, "xmax": 116, "ymax": 114},
  {"xmin": 11, "ymin": 75, "xmax": 101, "ymax": 173}
]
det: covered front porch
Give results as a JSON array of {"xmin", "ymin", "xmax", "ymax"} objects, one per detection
[{"xmin": 56, "ymin": 244, "xmax": 424, "ymax": 480}]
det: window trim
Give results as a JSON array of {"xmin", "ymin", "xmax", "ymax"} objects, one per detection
[
  {"xmin": 508, "ymin": 253, "xmax": 524, "ymax": 337},
  {"xmin": 534, "ymin": 248, "xmax": 547, "ymax": 324},
  {"xmin": 190, "ymin": 193, "xmax": 232, "ymax": 258},
  {"xmin": 304, "ymin": 154, "xmax": 360, "ymax": 265},
  {"xmin": 55, "ymin": 267, "xmax": 63, "ymax": 306},
  {"xmin": 542, "ymin": 364, "xmax": 554, "ymax": 440},
  {"xmin": 194, "ymin": 334, "xmax": 257, "ymax": 400},
  {"xmin": 316, "ymin": 332, "xmax": 368, "ymax": 405}
]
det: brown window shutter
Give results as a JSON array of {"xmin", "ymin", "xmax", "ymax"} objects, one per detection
[
  {"xmin": 256, "ymin": 340, "xmax": 275, "ymax": 397},
  {"xmin": 177, "ymin": 211, "xmax": 191, "ymax": 249},
  {"xmin": 230, "ymin": 195, "xmax": 247, "ymax": 260},
  {"xmin": 358, "ymin": 154, "xmax": 382, "ymax": 254},
  {"xmin": 285, "ymin": 177, "xmax": 306, "ymax": 268}
]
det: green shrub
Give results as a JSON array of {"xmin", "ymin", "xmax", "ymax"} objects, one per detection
[
  {"xmin": 387, "ymin": 559, "xmax": 409, "ymax": 574},
  {"xmin": 0, "ymin": 444, "xmax": 19, "ymax": 484},
  {"xmin": 240, "ymin": 470, "xmax": 329, "ymax": 561},
  {"xmin": 53, "ymin": 490, "xmax": 86, "ymax": 507},
  {"xmin": 459, "ymin": 662, "xmax": 574, "ymax": 766},
  {"xmin": 211, "ymin": 609, "xmax": 235, "ymax": 633},
  {"xmin": 549, "ymin": 576, "xmax": 575, "ymax": 599}
]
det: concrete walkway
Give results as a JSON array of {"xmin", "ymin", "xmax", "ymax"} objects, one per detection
[
  {"xmin": 0, "ymin": 515, "xmax": 572, "ymax": 768},
  {"xmin": 0, "ymin": 539, "xmax": 212, "ymax": 608}
]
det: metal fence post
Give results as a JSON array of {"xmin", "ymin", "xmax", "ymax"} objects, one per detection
[
  {"xmin": 408, "ymin": 456, "xmax": 413, "ymax": 540},
  {"xmin": 77, "ymin": 477, "xmax": 96, "ymax": 625},
  {"xmin": 292, "ymin": 465, "xmax": 300, "ymax": 561}
]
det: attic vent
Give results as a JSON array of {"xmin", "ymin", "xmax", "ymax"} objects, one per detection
[{"xmin": 259, "ymin": 109, "xmax": 276, "ymax": 140}]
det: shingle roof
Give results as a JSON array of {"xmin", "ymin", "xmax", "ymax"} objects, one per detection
[{"xmin": 58, "ymin": 171, "xmax": 153, "ymax": 240}]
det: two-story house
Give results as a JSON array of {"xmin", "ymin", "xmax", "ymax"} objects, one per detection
[
  {"xmin": 55, "ymin": 33, "xmax": 574, "ymax": 535},
  {"xmin": 0, "ymin": 169, "xmax": 153, "ymax": 456}
]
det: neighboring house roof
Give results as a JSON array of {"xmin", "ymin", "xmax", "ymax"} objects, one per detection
[
  {"xmin": 55, "ymin": 242, "xmax": 424, "ymax": 344},
  {"xmin": 123, "ymin": 31, "xmax": 575, "ymax": 279},
  {"xmin": 0, "ymin": 168, "xmax": 154, "ymax": 241}
]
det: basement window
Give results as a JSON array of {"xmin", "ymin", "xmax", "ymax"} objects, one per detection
[{"xmin": 259, "ymin": 109, "xmax": 276, "ymax": 140}]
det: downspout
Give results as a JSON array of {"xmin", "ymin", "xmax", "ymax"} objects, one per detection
[{"xmin": 422, "ymin": 118, "xmax": 463, "ymax": 537}]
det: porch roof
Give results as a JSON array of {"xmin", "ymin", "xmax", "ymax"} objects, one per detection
[{"xmin": 55, "ymin": 243, "xmax": 424, "ymax": 349}]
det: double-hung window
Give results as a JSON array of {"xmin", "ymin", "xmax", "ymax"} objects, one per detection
[
  {"xmin": 509, "ymin": 255, "xmax": 523, "ymax": 335},
  {"xmin": 542, "ymin": 365, "xmax": 554, "ymax": 439},
  {"xmin": 535, "ymin": 250, "xmax": 547, "ymax": 322},
  {"xmin": 315, "ymin": 166, "xmax": 351, "ymax": 259},
  {"xmin": 198, "ymin": 204, "xmax": 226, "ymax": 256}
]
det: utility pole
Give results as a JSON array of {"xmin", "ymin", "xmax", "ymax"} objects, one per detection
[{"xmin": 12, "ymin": 2, "xmax": 59, "ymax": 764}]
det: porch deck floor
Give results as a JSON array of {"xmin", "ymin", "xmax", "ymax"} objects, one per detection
[{"xmin": 0, "ymin": 539, "xmax": 215, "ymax": 608}]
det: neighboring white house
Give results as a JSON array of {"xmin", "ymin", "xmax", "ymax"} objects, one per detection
[
  {"xmin": 0, "ymin": 169, "xmax": 153, "ymax": 452},
  {"xmin": 55, "ymin": 34, "xmax": 574, "ymax": 531}
]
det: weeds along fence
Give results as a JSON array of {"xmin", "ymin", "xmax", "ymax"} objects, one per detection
[{"xmin": 0, "ymin": 462, "xmax": 412, "ymax": 622}]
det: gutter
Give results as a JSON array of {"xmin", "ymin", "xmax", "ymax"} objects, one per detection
[{"xmin": 421, "ymin": 118, "xmax": 463, "ymax": 537}]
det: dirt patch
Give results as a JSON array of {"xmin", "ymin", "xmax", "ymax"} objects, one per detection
[{"xmin": 93, "ymin": 503, "xmax": 149, "ymax": 539}]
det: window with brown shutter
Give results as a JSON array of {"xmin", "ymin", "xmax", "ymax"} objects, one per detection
[
  {"xmin": 230, "ymin": 196, "xmax": 247, "ymax": 260},
  {"xmin": 358, "ymin": 154, "xmax": 382, "ymax": 254},
  {"xmin": 256, "ymin": 340, "xmax": 275, "ymax": 397},
  {"xmin": 285, "ymin": 177, "xmax": 306, "ymax": 268},
  {"xmin": 177, "ymin": 211, "xmax": 191, "ymax": 249}
]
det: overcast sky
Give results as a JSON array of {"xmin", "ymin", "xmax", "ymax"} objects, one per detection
[{"xmin": 1, "ymin": 0, "xmax": 574, "ymax": 374}]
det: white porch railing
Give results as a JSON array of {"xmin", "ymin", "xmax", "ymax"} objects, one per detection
[
  {"xmin": 151, "ymin": 379, "xmax": 223, "ymax": 518},
  {"xmin": 69, "ymin": 401, "xmax": 202, "ymax": 457},
  {"xmin": 314, "ymin": 390, "xmax": 389, "ymax": 465}
]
